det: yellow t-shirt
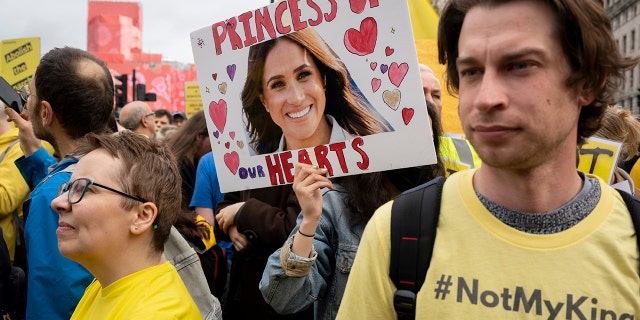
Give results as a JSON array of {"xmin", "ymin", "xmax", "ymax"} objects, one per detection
[
  {"xmin": 71, "ymin": 261, "xmax": 202, "ymax": 320},
  {"xmin": 337, "ymin": 169, "xmax": 640, "ymax": 318}
]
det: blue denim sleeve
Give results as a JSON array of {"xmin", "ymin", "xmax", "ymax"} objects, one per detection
[{"xmin": 259, "ymin": 211, "xmax": 335, "ymax": 315}]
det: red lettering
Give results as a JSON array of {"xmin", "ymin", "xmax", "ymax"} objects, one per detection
[
  {"xmin": 314, "ymin": 145, "xmax": 334, "ymax": 176},
  {"xmin": 212, "ymin": 21, "xmax": 227, "ymax": 55},
  {"xmin": 298, "ymin": 149, "xmax": 312, "ymax": 165},
  {"xmin": 352, "ymin": 137, "xmax": 369, "ymax": 169},
  {"xmin": 265, "ymin": 154, "xmax": 285, "ymax": 185},
  {"xmin": 275, "ymin": 2, "xmax": 291, "ymax": 34},
  {"xmin": 306, "ymin": 0, "xmax": 322, "ymax": 26},
  {"xmin": 254, "ymin": 6, "xmax": 276, "ymax": 42},
  {"xmin": 324, "ymin": 0, "xmax": 338, "ymax": 22},
  {"xmin": 280, "ymin": 151, "xmax": 295, "ymax": 183},
  {"xmin": 369, "ymin": 0, "xmax": 380, "ymax": 8},
  {"xmin": 225, "ymin": 17, "xmax": 244, "ymax": 51},
  {"xmin": 329, "ymin": 142, "xmax": 348, "ymax": 173},
  {"xmin": 288, "ymin": 0, "xmax": 308, "ymax": 31},
  {"xmin": 238, "ymin": 11, "xmax": 257, "ymax": 47}
]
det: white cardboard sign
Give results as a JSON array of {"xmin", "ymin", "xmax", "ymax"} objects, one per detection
[{"xmin": 190, "ymin": 0, "xmax": 436, "ymax": 192}]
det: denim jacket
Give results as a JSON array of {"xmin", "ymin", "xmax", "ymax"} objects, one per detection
[{"xmin": 259, "ymin": 185, "xmax": 364, "ymax": 320}]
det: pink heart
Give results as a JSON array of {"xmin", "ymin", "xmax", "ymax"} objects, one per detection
[
  {"xmin": 385, "ymin": 46, "xmax": 394, "ymax": 56},
  {"xmin": 370, "ymin": 62, "xmax": 377, "ymax": 70},
  {"xmin": 343, "ymin": 17, "xmax": 377, "ymax": 56},
  {"xmin": 224, "ymin": 151, "xmax": 240, "ymax": 175},
  {"xmin": 388, "ymin": 62, "xmax": 409, "ymax": 87},
  {"xmin": 209, "ymin": 99, "xmax": 227, "ymax": 133},
  {"xmin": 402, "ymin": 107, "xmax": 414, "ymax": 125},
  {"xmin": 229, "ymin": 131, "xmax": 235, "ymax": 139},
  {"xmin": 371, "ymin": 78, "xmax": 381, "ymax": 92}
]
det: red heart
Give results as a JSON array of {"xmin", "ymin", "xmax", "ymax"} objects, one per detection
[
  {"xmin": 208, "ymin": 99, "xmax": 227, "ymax": 133},
  {"xmin": 371, "ymin": 78, "xmax": 381, "ymax": 92},
  {"xmin": 388, "ymin": 62, "xmax": 409, "ymax": 87},
  {"xmin": 385, "ymin": 46, "xmax": 394, "ymax": 56},
  {"xmin": 212, "ymin": 73, "xmax": 217, "ymax": 81},
  {"xmin": 224, "ymin": 151, "xmax": 240, "ymax": 175},
  {"xmin": 343, "ymin": 17, "xmax": 377, "ymax": 56},
  {"xmin": 225, "ymin": 142, "xmax": 230, "ymax": 149},
  {"xmin": 402, "ymin": 108, "xmax": 414, "ymax": 125}
]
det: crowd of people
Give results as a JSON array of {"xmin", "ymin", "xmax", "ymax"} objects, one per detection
[{"xmin": 1, "ymin": 0, "xmax": 639, "ymax": 319}]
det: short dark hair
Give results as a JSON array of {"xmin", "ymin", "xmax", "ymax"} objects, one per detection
[
  {"xmin": 155, "ymin": 109, "xmax": 174, "ymax": 124},
  {"xmin": 75, "ymin": 131, "xmax": 181, "ymax": 252},
  {"xmin": 438, "ymin": 0, "xmax": 638, "ymax": 144},
  {"xmin": 35, "ymin": 47, "xmax": 114, "ymax": 139}
]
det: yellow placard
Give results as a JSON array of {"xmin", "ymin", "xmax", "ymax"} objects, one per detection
[
  {"xmin": 578, "ymin": 137, "xmax": 622, "ymax": 183},
  {"xmin": 184, "ymin": 81, "xmax": 204, "ymax": 117},
  {"xmin": 442, "ymin": 158, "xmax": 471, "ymax": 177},
  {"xmin": 0, "ymin": 37, "xmax": 40, "ymax": 90}
]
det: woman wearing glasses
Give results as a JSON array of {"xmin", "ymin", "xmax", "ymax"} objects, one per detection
[{"xmin": 50, "ymin": 132, "xmax": 201, "ymax": 319}]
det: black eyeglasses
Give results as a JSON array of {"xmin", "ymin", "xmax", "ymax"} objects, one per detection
[
  {"xmin": 57, "ymin": 178, "xmax": 147, "ymax": 204},
  {"xmin": 144, "ymin": 112, "xmax": 156, "ymax": 119}
]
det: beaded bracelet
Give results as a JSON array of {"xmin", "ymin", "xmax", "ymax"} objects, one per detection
[{"xmin": 297, "ymin": 229, "xmax": 314, "ymax": 237}]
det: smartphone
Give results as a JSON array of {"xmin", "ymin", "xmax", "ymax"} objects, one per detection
[{"xmin": 0, "ymin": 76, "xmax": 24, "ymax": 114}]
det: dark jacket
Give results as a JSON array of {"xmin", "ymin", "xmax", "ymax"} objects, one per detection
[{"xmin": 215, "ymin": 185, "xmax": 312, "ymax": 320}]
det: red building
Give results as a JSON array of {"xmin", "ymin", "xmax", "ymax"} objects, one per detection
[{"xmin": 87, "ymin": 0, "xmax": 197, "ymax": 112}]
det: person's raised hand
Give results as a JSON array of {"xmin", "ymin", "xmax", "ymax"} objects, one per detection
[
  {"xmin": 292, "ymin": 163, "xmax": 333, "ymax": 223},
  {"xmin": 4, "ymin": 106, "xmax": 42, "ymax": 156}
]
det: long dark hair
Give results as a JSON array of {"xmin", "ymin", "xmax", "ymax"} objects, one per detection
[
  {"xmin": 339, "ymin": 100, "xmax": 445, "ymax": 229},
  {"xmin": 242, "ymin": 27, "xmax": 391, "ymax": 153}
]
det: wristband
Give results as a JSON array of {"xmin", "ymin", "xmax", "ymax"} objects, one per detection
[{"xmin": 297, "ymin": 229, "xmax": 314, "ymax": 237}]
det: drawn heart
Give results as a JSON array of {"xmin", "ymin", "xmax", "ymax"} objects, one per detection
[
  {"xmin": 229, "ymin": 131, "xmax": 235, "ymax": 139},
  {"xmin": 225, "ymin": 142, "xmax": 230, "ymax": 149},
  {"xmin": 212, "ymin": 73, "xmax": 217, "ymax": 81},
  {"xmin": 380, "ymin": 64, "xmax": 388, "ymax": 74},
  {"xmin": 349, "ymin": 0, "xmax": 367, "ymax": 13},
  {"xmin": 402, "ymin": 108, "xmax": 414, "ymax": 125},
  {"xmin": 209, "ymin": 99, "xmax": 227, "ymax": 133},
  {"xmin": 224, "ymin": 151, "xmax": 240, "ymax": 175},
  {"xmin": 370, "ymin": 62, "xmax": 377, "ymax": 70},
  {"xmin": 213, "ymin": 131, "xmax": 219, "ymax": 139},
  {"xmin": 344, "ymin": 17, "xmax": 377, "ymax": 56},
  {"xmin": 385, "ymin": 46, "xmax": 394, "ymax": 56},
  {"xmin": 227, "ymin": 64, "xmax": 236, "ymax": 81},
  {"xmin": 371, "ymin": 78, "xmax": 381, "ymax": 92},
  {"xmin": 218, "ymin": 82, "xmax": 227, "ymax": 94},
  {"xmin": 388, "ymin": 62, "xmax": 409, "ymax": 87},
  {"xmin": 382, "ymin": 89, "xmax": 401, "ymax": 110},
  {"xmin": 236, "ymin": 140, "xmax": 244, "ymax": 149}
]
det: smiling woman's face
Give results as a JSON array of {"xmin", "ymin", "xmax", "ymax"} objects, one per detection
[{"xmin": 259, "ymin": 38, "xmax": 331, "ymax": 150}]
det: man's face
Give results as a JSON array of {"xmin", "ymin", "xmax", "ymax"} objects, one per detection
[
  {"xmin": 27, "ymin": 77, "xmax": 55, "ymax": 144},
  {"xmin": 174, "ymin": 117, "xmax": 185, "ymax": 127},
  {"xmin": 155, "ymin": 115, "xmax": 170, "ymax": 131},
  {"xmin": 420, "ymin": 68, "xmax": 442, "ymax": 119},
  {"xmin": 456, "ymin": 1, "xmax": 586, "ymax": 170}
]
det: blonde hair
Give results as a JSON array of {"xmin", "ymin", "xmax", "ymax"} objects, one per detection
[{"xmin": 594, "ymin": 105, "xmax": 640, "ymax": 161}]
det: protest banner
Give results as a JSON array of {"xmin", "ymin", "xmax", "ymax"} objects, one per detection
[{"xmin": 191, "ymin": 0, "xmax": 435, "ymax": 192}]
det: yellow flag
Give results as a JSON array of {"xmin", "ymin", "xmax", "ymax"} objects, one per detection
[{"xmin": 409, "ymin": 0, "xmax": 439, "ymax": 40}]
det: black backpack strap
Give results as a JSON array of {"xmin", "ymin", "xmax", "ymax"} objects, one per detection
[
  {"xmin": 390, "ymin": 176, "xmax": 445, "ymax": 319},
  {"xmin": 616, "ymin": 189, "xmax": 640, "ymax": 258}
]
